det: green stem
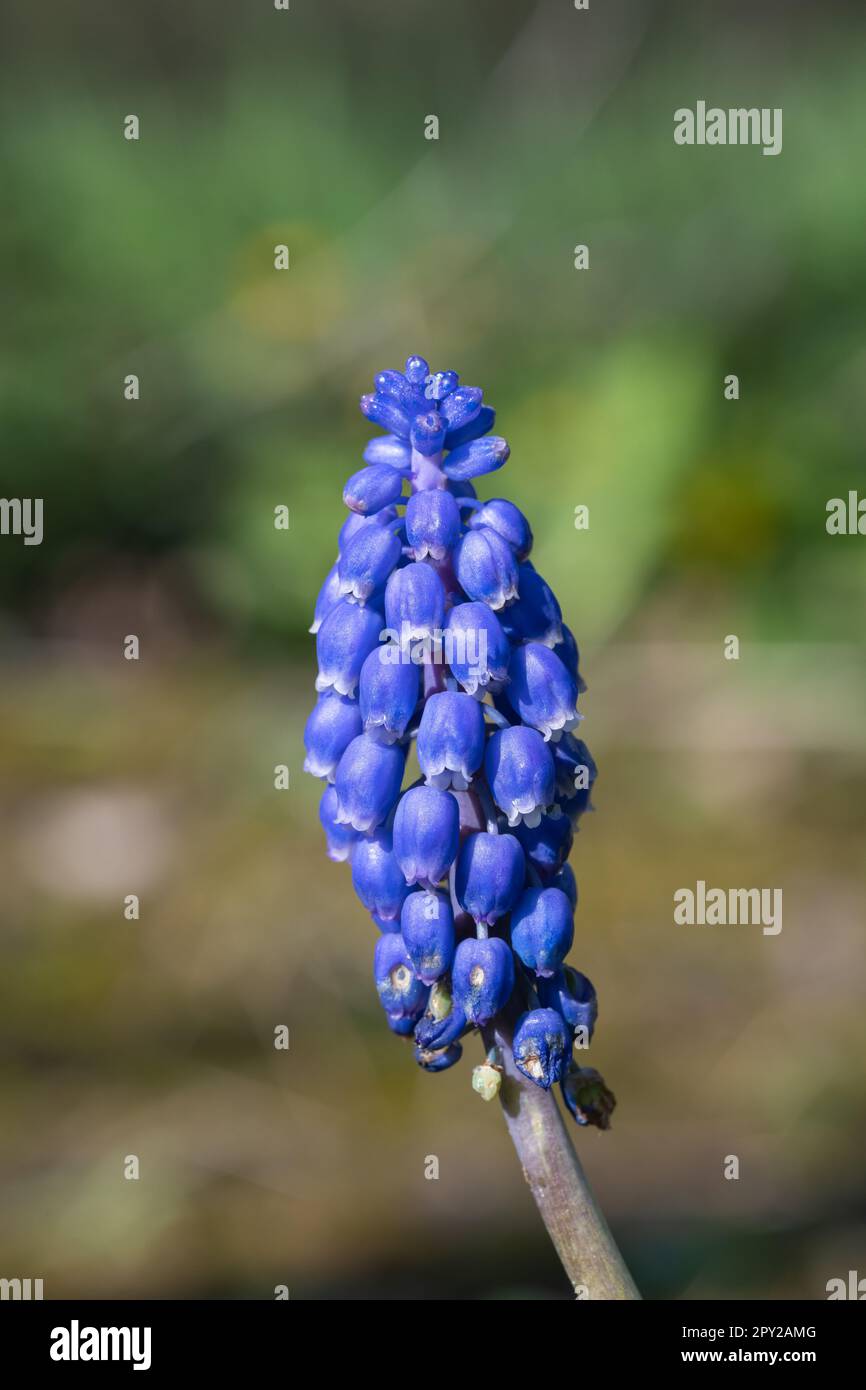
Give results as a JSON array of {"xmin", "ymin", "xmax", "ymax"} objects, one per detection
[{"xmin": 481, "ymin": 1018, "xmax": 640, "ymax": 1300}]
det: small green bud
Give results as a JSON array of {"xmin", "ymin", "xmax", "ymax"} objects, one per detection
[
  {"xmin": 429, "ymin": 979, "xmax": 452, "ymax": 1021},
  {"xmin": 472, "ymin": 1061, "xmax": 502, "ymax": 1102}
]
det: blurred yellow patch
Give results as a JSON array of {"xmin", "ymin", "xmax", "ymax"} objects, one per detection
[
  {"xmin": 673, "ymin": 460, "xmax": 780, "ymax": 570},
  {"xmin": 229, "ymin": 224, "xmax": 345, "ymax": 342}
]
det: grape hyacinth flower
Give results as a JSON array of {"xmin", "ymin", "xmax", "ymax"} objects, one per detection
[{"xmin": 304, "ymin": 356, "xmax": 638, "ymax": 1299}]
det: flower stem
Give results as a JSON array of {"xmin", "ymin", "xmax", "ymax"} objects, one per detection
[{"xmin": 481, "ymin": 1017, "xmax": 641, "ymax": 1300}]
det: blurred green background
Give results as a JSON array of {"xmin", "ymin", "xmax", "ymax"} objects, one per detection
[{"xmin": 1, "ymin": 0, "xmax": 865, "ymax": 1299}]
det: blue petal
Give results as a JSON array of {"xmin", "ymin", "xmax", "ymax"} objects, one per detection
[
  {"xmin": 358, "ymin": 644, "xmax": 420, "ymax": 742},
  {"xmin": 414, "ymin": 1004, "xmax": 469, "ymax": 1050},
  {"xmin": 319, "ymin": 784, "xmax": 360, "ymax": 862},
  {"xmin": 417, "ymin": 690, "xmax": 486, "ymax": 790},
  {"xmin": 352, "ymin": 828, "xmax": 411, "ymax": 920},
  {"xmin": 538, "ymin": 967, "xmax": 597, "ymax": 1039},
  {"xmin": 374, "ymin": 369, "xmax": 426, "ymax": 416},
  {"xmin": 374, "ymin": 933, "xmax": 428, "ymax": 1017},
  {"xmin": 304, "ymin": 693, "xmax": 363, "ymax": 781},
  {"xmin": 360, "ymin": 392, "xmax": 412, "ymax": 438},
  {"xmin": 510, "ymin": 886, "xmax": 574, "ymax": 977},
  {"xmin": 401, "ymin": 889, "xmax": 456, "ymax": 984},
  {"xmin": 452, "ymin": 936, "xmax": 515, "ymax": 1026},
  {"xmin": 500, "ymin": 564, "xmax": 563, "ymax": 647},
  {"xmin": 315, "ymin": 599, "xmax": 385, "ymax": 697},
  {"xmin": 338, "ymin": 523, "xmax": 402, "ymax": 605},
  {"xmin": 309, "ymin": 559, "xmax": 342, "ymax": 635},
  {"xmin": 484, "ymin": 725, "xmax": 555, "ymax": 828},
  {"xmin": 439, "ymin": 386, "xmax": 482, "ymax": 432},
  {"xmin": 551, "ymin": 861, "xmax": 578, "ymax": 909},
  {"xmin": 552, "ymin": 624, "xmax": 587, "ymax": 692},
  {"xmin": 410, "ymin": 409, "xmax": 447, "ymax": 456},
  {"xmin": 392, "ymin": 785, "xmax": 459, "ymax": 889},
  {"xmin": 444, "ymin": 404, "xmax": 496, "ymax": 451},
  {"xmin": 512, "ymin": 1008, "xmax": 570, "ymax": 1089},
  {"xmin": 454, "ymin": 527, "xmax": 519, "ymax": 610},
  {"xmin": 513, "ymin": 812, "xmax": 573, "ymax": 878},
  {"xmin": 363, "ymin": 434, "xmax": 413, "ymax": 471},
  {"xmin": 426, "ymin": 370, "xmax": 458, "ymax": 401},
  {"xmin": 448, "ymin": 478, "xmax": 478, "ymax": 501},
  {"xmin": 506, "ymin": 642, "xmax": 579, "ymax": 740},
  {"xmin": 414, "ymin": 1041, "xmax": 463, "ymax": 1071},
  {"xmin": 468, "ymin": 498, "xmax": 532, "ymax": 560},
  {"xmin": 338, "ymin": 505, "xmax": 399, "ymax": 552},
  {"xmin": 443, "ymin": 435, "xmax": 509, "ymax": 482},
  {"xmin": 552, "ymin": 733, "xmax": 597, "ymax": 811},
  {"xmin": 384, "ymin": 561, "xmax": 446, "ymax": 645},
  {"xmin": 454, "ymin": 831, "xmax": 525, "ymax": 926},
  {"xmin": 334, "ymin": 733, "xmax": 406, "ymax": 833},
  {"xmin": 343, "ymin": 463, "xmax": 405, "ymax": 515},
  {"xmin": 445, "ymin": 601, "xmax": 511, "ymax": 694},
  {"xmin": 404, "ymin": 355, "xmax": 430, "ymax": 386},
  {"xmin": 405, "ymin": 489, "xmax": 461, "ymax": 560}
]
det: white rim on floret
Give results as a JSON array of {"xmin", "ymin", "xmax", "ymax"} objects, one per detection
[
  {"xmin": 423, "ymin": 752, "xmax": 474, "ymax": 792},
  {"xmin": 315, "ymin": 670, "xmax": 359, "ymax": 697},
  {"xmin": 302, "ymin": 753, "xmax": 338, "ymax": 781},
  {"xmin": 362, "ymin": 715, "xmax": 402, "ymax": 744},
  {"xmin": 488, "ymin": 580, "xmax": 519, "ymax": 611},
  {"xmin": 339, "ymin": 581, "xmax": 373, "ymax": 604},
  {"xmin": 409, "ymin": 541, "xmax": 448, "ymax": 561},
  {"xmin": 459, "ymin": 669, "xmax": 507, "ymax": 696},
  {"xmin": 503, "ymin": 794, "xmax": 551, "ymax": 829},
  {"xmin": 536, "ymin": 709, "xmax": 583, "ymax": 742}
]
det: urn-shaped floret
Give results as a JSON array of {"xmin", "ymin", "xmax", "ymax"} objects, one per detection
[
  {"xmin": 392, "ymin": 785, "xmax": 460, "ymax": 890},
  {"xmin": 454, "ymin": 831, "xmax": 525, "ymax": 926},
  {"xmin": 512, "ymin": 1008, "xmax": 571, "ymax": 1089},
  {"xmin": 452, "ymin": 936, "xmax": 515, "ymax": 1026},
  {"xmin": 484, "ymin": 725, "xmax": 556, "ymax": 828},
  {"xmin": 374, "ymin": 934, "xmax": 429, "ymax": 1020},
  {"xmin": 510, "ymin": 886, "xmax": 575, "ymax": 978},
  {"xmin": 334, "ymin": 734, "xmax": 406, "ymax": 833},
  {"xmin": 400, "ymin": 890, "xmax": 456, "ymax": 985},
  {"xmin": 417, "ymin": 691, "xmax": 486, "ymax": 791}
]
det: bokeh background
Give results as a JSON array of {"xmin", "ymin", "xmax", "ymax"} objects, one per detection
[{"xmin": 1, "ymin": 0, "xmax": 865, "ymax": 1300}]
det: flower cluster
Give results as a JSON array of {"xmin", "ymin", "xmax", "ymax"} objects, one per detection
[{"xmin": 305, "ymin": 356, "xmax": 613, "ymax": 1126}]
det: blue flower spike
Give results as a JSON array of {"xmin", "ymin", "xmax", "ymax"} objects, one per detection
[{"xmin": 304, "ymin": 354, "xmax": 613, "ymax": 1133}]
